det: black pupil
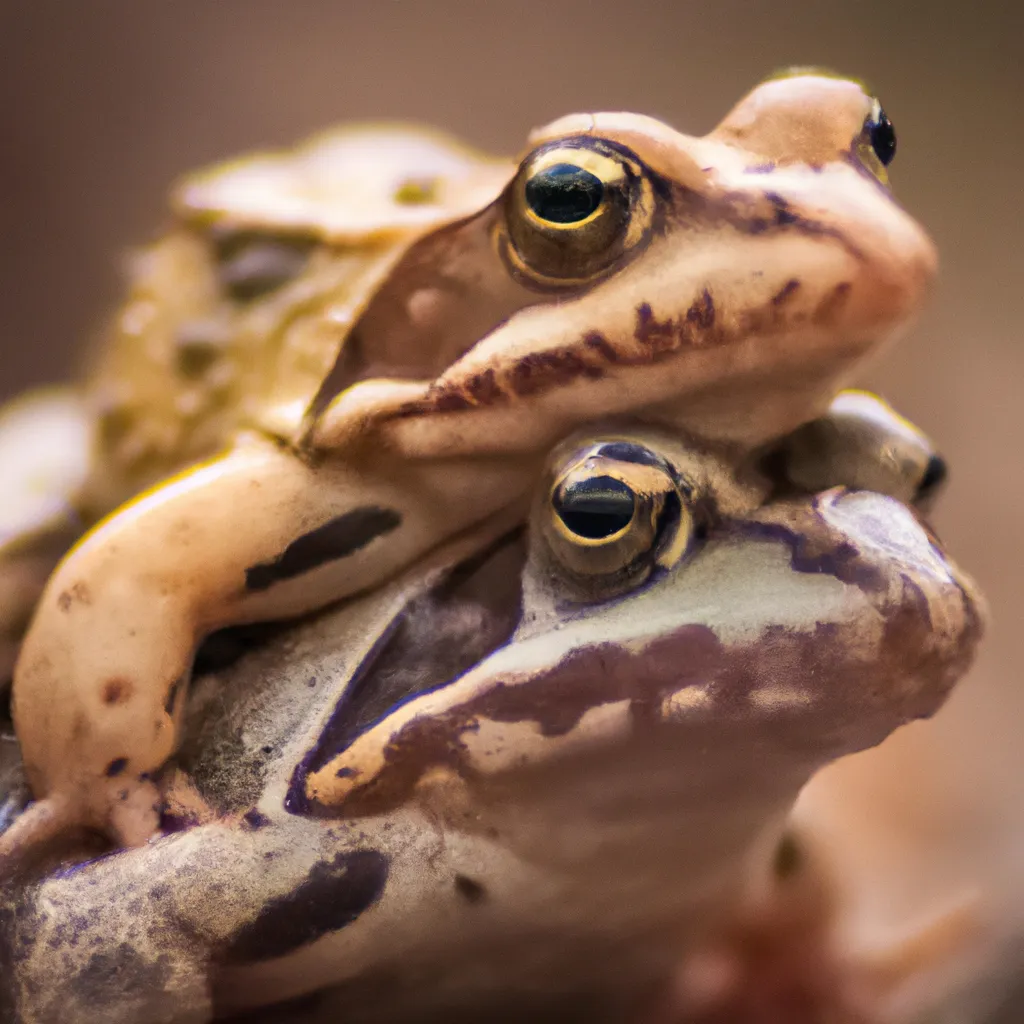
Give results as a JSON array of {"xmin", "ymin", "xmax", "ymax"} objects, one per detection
[
  {"xmin": 869, "ymin": 109, "xmax": 897, "ymax": 166},
  {"xmin": 554, "ymin": 476, "xmax": 635, "ymax": 539},
  {"xmin": 525, "ymin": 163, "xmax": 604, "ymax": 224},
  {"xmin": 916, "ymin": 453, "xmax": 948, "ymax": 503}
]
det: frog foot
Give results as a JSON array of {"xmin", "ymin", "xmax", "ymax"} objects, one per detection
[
  {"xmin": 104, "ymin": 777, "xmax": 163, "ymax": 848},
  {"xmin": 0, "ymin": 777, "xmax": 163, "ymax": 877}
]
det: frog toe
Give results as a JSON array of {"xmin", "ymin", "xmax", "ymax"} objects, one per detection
[{"xmin": 105, "ymin": 777, "xmax": 163, "ymax": 849}]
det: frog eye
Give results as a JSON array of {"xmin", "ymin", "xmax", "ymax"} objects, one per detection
[
  {"xmin": 544, "ymin": 441, "xmax": 693, "ymax": 581},
  {"xmin": 553, "ymin": 475, "xmax": 636, "ymax": 540},
  {"xmin": 914, "ymin": 453, "xmax": 948, "ymax": 508},
  {"xmin": 214, "ymin": 232, "xmax": 315, "ymax": 302},
  {"xmin": 502, "ymin": 140, "xmax": 655, "ymax": 287},
  {"xmin": 867, "ymin": 106, "xmax": 897, "ymax": 166},
  {"xmin": 856, "ymin": 100, "xmax": 897, "ymax": 181}
]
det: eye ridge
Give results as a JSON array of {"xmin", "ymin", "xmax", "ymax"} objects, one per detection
[{"xmin": 525, "ymin": 162, "xmax": 605, "ymax": 224}]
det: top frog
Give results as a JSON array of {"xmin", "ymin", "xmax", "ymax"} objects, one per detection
[{"xmin": 1, "ymin": 70, "xmax": 937, "ymax": 863}]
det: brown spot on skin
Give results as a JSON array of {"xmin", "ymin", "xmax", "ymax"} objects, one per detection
[
  {"xmin": 454, "ymin": 874, "xmax": 488, "ymax": 904},
  {"xmin": 686, "ymin": 288, "xmax": 716, "ymax": 330},
  {"xmin": 635, "ymin": 302, "xmax": 676, "ymax": 353},
  {"xmin": 582, "ymin": 330, "xmax": 618, "ymax": 364},
  {"xmin": 429, "ymin": 390, "xmax": 474, "ymax": 413},
  {"xmin": 463, "ymin": 368, "xmax": 504, "ymax": 405},
  {"xmin": 633, "ymin": 291, "xmax": 722, "ymax": 355},
  {"xmin": 56, "ymin": 582, "xmax": 91, "ymax": 613},
  {"xmin": 163, "ymin": 676, "xmax": 184, "ymax": 716},
  {"xmin": 813, "ymin": 281, "xmax": 852, "ymax": 325},
  {"xmin": 241, "ymin": 809, "xmax": 271, "ymax": 830},
  {"xmin": 763, "ymin": 191, "xmax": 800, "ymax": 227},
  {"xmin": 506, "ymin": 348, "xmax": 601, "ymax": 398},
  {"xmin": 771, "ymin": 279, "xmax": 801, "ymax": 306},
  {"xmin": 101, "ymin": 678, "xmax": 133, "ymax": 706}
]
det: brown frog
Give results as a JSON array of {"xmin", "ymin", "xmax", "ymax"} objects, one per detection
[
  {"xmin": 1, "ymin": 71, "xmax": 937, "ymax": 865},
  {"xmin": 0, "ymin": 395, "xmax": 981, "ymax": 1023}
]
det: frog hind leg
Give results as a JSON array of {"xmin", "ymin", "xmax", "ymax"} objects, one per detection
[{"xmin": 0, "ymin": 388, "xmax": 94, "ymax": 681}]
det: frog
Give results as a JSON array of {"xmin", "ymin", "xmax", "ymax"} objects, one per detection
[
  {"xmin": 0, "ymin": 394, "xmax": 982, "ymax": 1024},
  {"xmin": 0, "ymin": 69, "xmax": 939, "ymax": 868}
]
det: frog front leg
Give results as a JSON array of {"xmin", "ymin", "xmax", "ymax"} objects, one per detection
[{"xmin": 2, "ymin": 430, "xmax": 530, "ymax": 865}]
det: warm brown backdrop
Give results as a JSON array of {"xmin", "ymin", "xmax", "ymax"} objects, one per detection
[{"xmin": 1, "ymin": 1, "xmax": 1022, "ymax": 1018}]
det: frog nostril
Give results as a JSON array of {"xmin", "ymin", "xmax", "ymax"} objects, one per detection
[{"xmin": 915, "ymin": 453, "xmax": 948, "ymax": 505}]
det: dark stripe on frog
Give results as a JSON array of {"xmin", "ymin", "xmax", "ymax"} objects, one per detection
[
  {"xmin": 593, "ymin": 441, "xmax": 674, "ymax": 472},
  {"xmin": 223, "ymin": 850, "xmax": 388, "ymax": 963},
  {"xmin": 285, "ymin": 529, "xmax": 525, "ymax": 816},
  {"xmin": 720, "ymin": 508, "xmax": 885, "ymax": 591},
  {"xmin": 245, "ymin": 507, "xmax": 402, "ymax": 592}
]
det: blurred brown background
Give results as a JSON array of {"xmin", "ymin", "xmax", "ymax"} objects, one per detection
[{"xmin": 1, "ymin": 1, "xmax": 1022, "ymax": 1018}]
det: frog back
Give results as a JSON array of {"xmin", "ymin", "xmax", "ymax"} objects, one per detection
[{"xmin": 82, "ymin": 125, "xmax": 511, "ymax": 513}]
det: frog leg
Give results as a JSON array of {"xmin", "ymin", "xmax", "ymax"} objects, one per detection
[
  {"xmin": 0, "ymin": 388, "xmax": 93, "ymax": 681},
  {"xmin": 767, "ymin": 389, "xmax": 946, "ymax": 507},
  {"xmin": 5, "ymin": 429, "xmax": 527, "ymax": 864}
]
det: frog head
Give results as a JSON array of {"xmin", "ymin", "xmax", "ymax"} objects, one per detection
[{"xmin": 322, "ymin": 71, "xmax": 936, "ymax": 456}]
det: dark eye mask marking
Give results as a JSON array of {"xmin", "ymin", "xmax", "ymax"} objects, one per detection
[
  {"xmin": 245, "ymin": 507, "xmax": 402, "ymax": 592},
  {"xmin": 223, "ymin": 850, "xmax": 388, "ymax": 963}
]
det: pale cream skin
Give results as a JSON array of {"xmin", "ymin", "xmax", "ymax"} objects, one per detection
[{"xmin": 3, "ymin": 72, "xmax": 937, "ymax": 864}]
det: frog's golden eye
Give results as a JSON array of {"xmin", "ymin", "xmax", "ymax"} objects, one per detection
[
  {"xmin": 502, "ymin": 140, "xmax": 655, "ymax": 287},
  {"xmin": 213, "ymin": 232, "xmax": 315, "ymax": 302},
  {"xmin": 856, "ymin": 100, "xmax": 897, "ymax": 181},
  {"xmin": 544, "ymin": 441, "xmax": 693, "ymax": 580},
  {"xmin": 553, "ymin": 474, "xmax": 636, "ymax": 541}
]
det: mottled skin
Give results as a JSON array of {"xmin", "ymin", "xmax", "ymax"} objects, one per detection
[
  {"xmin": 0, "ymin": 401, "xmax": 982, "ymax": 1024},
  {"xmin": 3, "ymin": 73, "xmax": 937, "ymax": 863}
]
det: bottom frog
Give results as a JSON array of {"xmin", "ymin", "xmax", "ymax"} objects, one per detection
[{"xmin": 0, "ymin": 396, "xmax": 981, "ymax": 1024}]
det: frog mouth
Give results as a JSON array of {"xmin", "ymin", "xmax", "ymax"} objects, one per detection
[{"xmin": 286, "ymin": 528, "xmax": 528, "ymax": 812}]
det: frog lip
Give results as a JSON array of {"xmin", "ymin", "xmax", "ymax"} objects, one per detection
[{"xmin": 285, "ymin": 529, "xmax": 527, "ymax": 815}]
